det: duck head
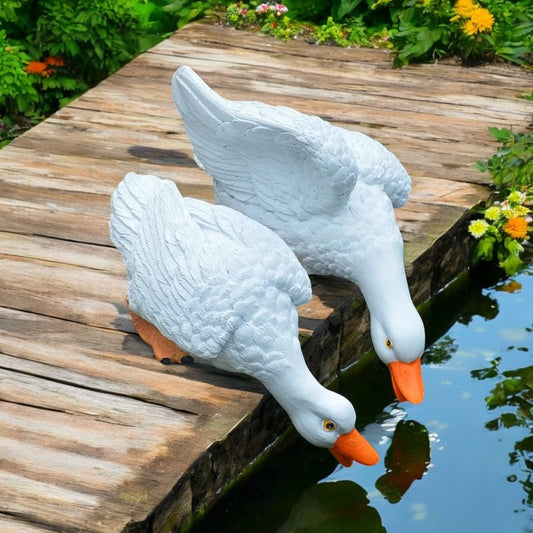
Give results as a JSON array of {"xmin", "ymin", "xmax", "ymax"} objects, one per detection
[
  {"xmin": 227, "ymin": 302, "xmax": 379, "ymax": 468},
  {"xmin": 266, "ymin": 372, "xmax": 379, "ymax": 467},
  {"xmin": 370, "ymin": 311, "xmax": 425, "ymax": 404},
  {"xmin": 292, "ymin": 393, "xmax": 379, "ymax": 467}
]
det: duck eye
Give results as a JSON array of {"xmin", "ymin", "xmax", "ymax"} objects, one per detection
[
  {"xmin": 385, "ymin": 338, "xmax": 393, "ymax": 349},
  {"xmin": 323, "ymin": 420, "xmax": 336, "ymax": 432}
]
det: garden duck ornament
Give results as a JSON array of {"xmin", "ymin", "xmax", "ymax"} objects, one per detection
[
  {"xmin": 172, "ymin": 66, "xmax": 426, "ymax": 404},
  {"xmin": 109, "ymin": 172, "xmax": 379, "ymax": 467}
]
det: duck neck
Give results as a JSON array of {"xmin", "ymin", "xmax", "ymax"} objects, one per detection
[
  {"xmin": 258, "ymin": 348, "xmax": 324, "ymax": 417},
  {"xmin": 355, "ymin": 246, "xmax": 412, "ymax": 318}
]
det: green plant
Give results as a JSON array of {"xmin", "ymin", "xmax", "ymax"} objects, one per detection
[
  {"xmin": 483, "ymin": 0, "xmax": 532, "ymax": 66},
  {"xmin": 467, "ymin": 126, "xmax": 533, "ymax": 275},
  {"xmin": 279, "ymin": 0, "xmax": 532, "ymax": 67},
  {"xmin": 475, "ymin": 127, "xmax": 533, "ymax": 193},
  {"xmin": 315, "ymin": 16, "xmax": 351, "ymax": 46},
  {"xmin": 314, "ymin": 15, "xmax": 372, "ymax": 47},
  {"xmin": 0, "ymin": 31, "xmax": 38, "ymax": 116},
  {"xmin": 0, "ymin": 0, "xmax": 219, "ymax": 147},
  {"xmin": 468, "ymin": 190, "xmax": 532, "ymax": 276},
  {"xmin": 224, "ymin": 3, "xmax": 303, "ymax": 39},
  {"xmin": 33, "ymin": 0, "xmax": 142, "ymax": 84}
]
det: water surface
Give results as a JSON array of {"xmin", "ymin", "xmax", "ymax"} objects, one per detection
[{"xmin": 191, "ymin": 256, "xmax": 533, "ymax": 533}]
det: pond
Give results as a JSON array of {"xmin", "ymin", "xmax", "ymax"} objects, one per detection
[{"xmin": 189, "ymin": 252, "xmax": 533, "ymax": 533}]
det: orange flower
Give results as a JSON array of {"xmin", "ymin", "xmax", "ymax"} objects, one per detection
[
  {"xmin": 503, "ymin": 217, "xmax": 529, "ymax": 240},
  {"xmin": 45, "ymin": 56, "xmax": 65, "ymax": 67},
  {"xmin": 41, "ymin": 69, "xmax": 56, "ymax": 77},
  {"xmin": 25, "ymin": 61, "xmax": 47, "ymax": 74}
]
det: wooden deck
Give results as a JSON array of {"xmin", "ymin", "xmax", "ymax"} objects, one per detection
[{"xmin": 1, "ymin": 19, "xmax": 531, "ymax": 532}]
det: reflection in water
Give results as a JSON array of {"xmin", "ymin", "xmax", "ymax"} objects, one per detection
[
  {"xmin": 190, "ymin": 253, "xmax": 533, "ymax": 533},
  {"xmin": 471, "ymin": 359, "xmax": 533, "ymax": 507},
  {"xmin": 277, "ymin": 481, "xmax": 385, "ymax": 533},
  {"xmin": 375, "ymin": 420, "xmax": 430, "ymax": 504},
  {"xmin": 422, "ymin": 335, "xmax": 457, "ymax": 365}
]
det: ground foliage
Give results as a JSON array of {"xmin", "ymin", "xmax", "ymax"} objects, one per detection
[
  {"xmin": 468, "ymin": 128, "xmax": 533, "ymax": 276},
  {"xmin": 0, "ymin": 0, "xmax": 220, "ymax": 146},
  {"xmin": 1, "ymin": 0, "xmax": 531, "ymax": 146},
  {"xmin": 225, "ymin": 0, "xmax": 532, "ymax": 68}
]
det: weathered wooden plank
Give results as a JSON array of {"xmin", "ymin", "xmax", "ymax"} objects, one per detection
[
  {"xmin": 0, "ymin": 513, "xmax": 55, "ymax": 533},
  {"xmin": 0, "ymin": 17, "xmax": 531, "ymax": 533},
  {"xmin": 0, "ymin": 472, "xmax": 103, "ymax": 532},
  {"xmin": 0, "ymin": 338, "xmax": 263, "ymax": 413},
  {"xmin": 0, "ymin": 257, "xmax": 126, "ymax": 327},
  {"xmin": 0, "ymin": 231, "xmax": 124, "ymax": 274}
]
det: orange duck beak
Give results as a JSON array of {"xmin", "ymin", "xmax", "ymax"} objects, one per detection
[
  {"xmin": 329, "ymin": 429, "xmax": 379, "ymax": 467},
  {"xmin": 388, "ymin": 359, "xmax": 424, "ymax": 404}
]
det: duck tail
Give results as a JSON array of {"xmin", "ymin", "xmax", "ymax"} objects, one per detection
[
  {"xmin": 172, "ymin": 66, "xmax": 233, "ymax": 171},
  {"xmin": 109, "ymin": 172, "xmax": 176, "ymax": 260}
]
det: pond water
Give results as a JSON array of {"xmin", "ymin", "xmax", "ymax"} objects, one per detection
[{"xmin": 190, "ymin": 253, "xmax": 533, "ymax": 533}]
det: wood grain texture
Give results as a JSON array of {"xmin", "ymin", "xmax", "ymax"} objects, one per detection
[{"xmin": 0, "ymin": 18, "xmax": 531, "ymax": 532}]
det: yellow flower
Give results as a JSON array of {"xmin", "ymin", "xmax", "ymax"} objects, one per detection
[
  {"xmin": 503, "ymin": 217, "xmax": 529, "ymax": 240},
  {"xmin": 501, "ymin": 203, "xmax": 515, "ymax": 219},
  {"xmin": 507, "ymin": 190, "xmax": 526, "ymax": 204},
  {"xmin": 468, "ymin": 218, "xmax": 490, "ymax": 238},
  {"xmin": 463, "ymin": 7, "xmax": 494, "ymax": 35},
  {"xmin": 512, "ymin": 204, "xmax": 530, "ymax": 217},
  {"xmin": 454, "ymin": 0, "xmax": 477, "ymax": 17},
  {"xmin": 484, "ymin": 205, "xmax": 501, "ymax": 221}
]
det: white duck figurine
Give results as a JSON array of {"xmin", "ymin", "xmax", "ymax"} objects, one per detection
[
  {"xmin": 172, "ymin": 66, "xmax": 425, "ymax": 405},
  {"xmin": 109, "ymin": 172, "xmax": 379, "ymax": 467}
]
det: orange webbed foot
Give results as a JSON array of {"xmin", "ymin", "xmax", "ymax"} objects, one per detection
[{"xmin": 127, "ymin": 298, "xmax": 191, "ymax": 364}]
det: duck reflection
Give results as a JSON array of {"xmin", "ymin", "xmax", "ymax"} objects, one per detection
[
  {"xmin": 277, "ymin": 480, "xmax": 386, "ymax": 533},
  {"xmin": 276, "ymin": 418, "xmax": 431, "ymax": 532},
  {"xmin": 375, "ymin": 419, "xmax": 431, "ymax": 503}
]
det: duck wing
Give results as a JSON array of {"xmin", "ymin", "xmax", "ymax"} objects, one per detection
[
  {"xmin": 184, "ymin": 197, "xmax": 312, "ymax": 307},
  {"xmin": 110, "ymin": 173, "xmax": 252, "ymax": 359},
  {"xmin": 172, "ymin": 66, "xmax": 358, "ymax": 221}
]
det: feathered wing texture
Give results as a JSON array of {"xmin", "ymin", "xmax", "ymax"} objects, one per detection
[
  {"xmin": 110, "ymin": 173, "xmax": 252, "ymax": 359},
  {"xmin": 109, "ymin": 171, "xmax": 165, "ymax": 278},
  {"xmin": 172, "ymin": 65, "xmax": 358, "ymax": 221},
  {"xmin": 172, "ymin": 65, "xmax": 412, "ymax": 216},
  {"xmin": 343, "ymin": 130, "xmax": 411, "ymax": 208},
  {"xmin": 184, "ymin": 197, "xmax": 312, "ymax": 306}
]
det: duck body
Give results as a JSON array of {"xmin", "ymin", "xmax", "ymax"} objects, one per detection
[
  {"xmin": 172, "ymin": 66, "xmax": 425, "ymax": 404},
  {"xmin": 109, "ymin": 172, "xmax": 379, "ymax": 466}
]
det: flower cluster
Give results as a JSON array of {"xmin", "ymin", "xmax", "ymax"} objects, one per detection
[
  {"xmin": 468, "ymin": 190, "xmax": 532, "ymax": 275},
  {"xmin": 225, "ymin": 2, "xmax": 295, "ymax": 39},
  {"xmin": 255, "ymin": 3, "xmax": 288, "ymax": 16},
  {"xmin": 451, "ymin": 0, "xmax": 494, "ymax": 36},
  {"xmin": 25, "ymin": 56, "xmax": 65, "ymax": 77}
]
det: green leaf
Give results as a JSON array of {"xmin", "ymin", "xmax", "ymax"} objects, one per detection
[
  {"xmin": 336, "ymin": 0, "xmax": 364, "ymax": 20},
  {"xmin": 488, "ymin": 127, "xmax": 512, "ymax": 143},
  {"xmin": 474, "ymin": 236, "xmax": 495, "ymax": 262},
  {"xmin": 499, "ymin": 254, "xmax": 523, "ymax": 276}
]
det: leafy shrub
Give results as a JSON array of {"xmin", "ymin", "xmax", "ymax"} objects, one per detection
[
  {"xmin": 468, "ymin": 190, "xmax": 531, "ymax": 276},
  {"xmin": 476, "ymin": 127, "xmax": 533, "ymax": 194},
  {"xmin": 33, "ymin": 0, "xmax": 141, "ymax": 84},
  {"xmin": 225, "ymin": 2, "xmax": 306, "ymax": 39},
  {"xmin": 0, "ymin": 30, "xmax": 38, "ymax": 116},
  {"xmin": 254, "ymin": 0, "xmax": 532, "ymax": 67},
  {"xmin": 468, "ymin": 126, "xmax": 533, "ymax": 276},
  {"xmin": 0, "ymin": 0, "xmax": 217, "ymax": 147}
]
